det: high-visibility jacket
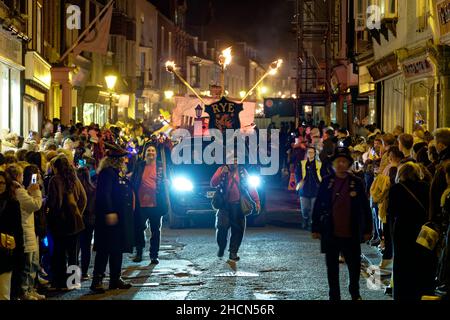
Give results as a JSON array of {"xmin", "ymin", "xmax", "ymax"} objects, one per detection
[{"xmin": 300, "ymin": 160, "xmax": 322, "ymax": 182}]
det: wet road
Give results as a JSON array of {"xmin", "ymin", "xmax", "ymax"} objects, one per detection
[{"xmin": 48, "ymin": 224, "xmax": 391, "ymax": 300}]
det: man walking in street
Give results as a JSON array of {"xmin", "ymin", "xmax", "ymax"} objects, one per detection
[
  {"xmin": 210, "ymin": 155, "xmax": 261, "ymax": 265},
  {"xmin": 312, "ymin": 147, "xmax": 373, "ymax": 301},
  {"xmin": 131, "ymin": 145, "xmax": 168, "ymax": 264}
]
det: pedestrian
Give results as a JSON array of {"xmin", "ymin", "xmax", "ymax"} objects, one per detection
[
  {"xmin": 5, "ymin": 164, "xmax": 43, "ymax": 300},
  {"xmin": 430, "ymin": 128, "xmax": 450, "ymax": 294},
  {"xmin": 388, "ymin": 162, "xmax": 435, "ymax": 300},
  {"xmin": 0, "ymin": 171, "xmax": 23, "ymax": 300},
  {"xmin": 398, "ymin": 133, "xmax": 415, "ymax": 163},
  {"xmin": 76, "ymin": 167, "xmax": 96, "ymax": 280},
  {"xmin": 312, "ymin": 147, "xmax": 372, "ymax": 301},
  {"xmin": 435, "ymin": 162, "xmax": 450, "ymax": 298},
  {"xmin": 295, "ymin": 147, "xmax": 322, "ymax": 230},
  {"xmin": 210, "ymin": 155, "xmax": 261, "ymax": 264},
  {"xmin": 90, "ymin": 143, "xmax": 134, "ymax": 293},
  {"xmin": 47, "ymin": 156, "xmax": 87, "ymax": 290},
  {"xmin": 131, "ymin": 145, "xmax": 168, "ymax": 264}
]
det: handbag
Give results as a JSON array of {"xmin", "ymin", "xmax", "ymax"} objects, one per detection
[
  {"xmin": 0, "ymin": 233, "xmax": 16, "ymax": 251},
  {"xmin": 229, "ymin": 172, "xmax": 256, "ymax": 216}
]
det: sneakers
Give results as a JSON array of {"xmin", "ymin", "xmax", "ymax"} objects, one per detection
[
  {"xmin": 379, "ymin": 259, "xmax": 393, "ymax": 270},
  {"xmin": 30, "ymin": 290, "xmax": 46, "ymax": 300},
  {"xmin": 109, "ymin": 278, "xmax": 132, "ymax": 290},
  {"xmin": 81, "ymin": 274, "xmax": 90, "ymax": 281},
  {"xmin": 22, "ymin": 293, "xmax": 39, "ymax": 301},
  {"xmin": 38, "ymin": 275, "xmax": 49, "ymax": 286},
  {"xmin": 150, "ymin": 258, "xmax": 159, "ymax": 265},
  {"xmin": 226, "ymin": 259, "xmax": 237, "ymax": 272}
]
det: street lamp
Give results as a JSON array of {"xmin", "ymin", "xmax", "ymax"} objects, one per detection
[
  {"xmin": 194, "ymin": 104, "xmax": 203, "ymax": 137},
  {"xmin": 164, "ymin": 90, "xmax": 174, "ymax": 100},
  {"xmin": 104, "ymin": 70, "xmax": 117, "ymax": 123}
]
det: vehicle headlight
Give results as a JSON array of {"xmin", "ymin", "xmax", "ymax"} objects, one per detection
[
  {"xmin": 172, "ymin": 177, "xmax": 193, "ymax": 192},
  {"xmin": 248, "ymin": 175, "xmax": 261, "ymax": 188}
]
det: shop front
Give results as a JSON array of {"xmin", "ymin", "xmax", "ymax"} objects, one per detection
[
  {"xmin": 369, "ymin": 53, "xmax": 404, "ymax": 133},
  {"xmin": 401, "ymin": 56, "xmax": 437, "ymax": 133},
  {"xmin": 0, "ymin": 28, "xmax": 24, "ymax": 134},
  {"xmin": 80, "ymin": 86, "xmax": 112, "ymax": 126},
  {"xmin": 24, "ymin": 51, "xmax": 51, "ymax": 135}
]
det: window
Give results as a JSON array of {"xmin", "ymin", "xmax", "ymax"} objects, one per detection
[
  {"xmin": 355, "ymin": 0, "xmax": 367, "ymax": 31},
  {"xmin": 417, "ymin": 0, "xmax": 429, "ymax": 32},
  {"xmin": 190, "ymin": 64, "xmax": 199, "ymax": 88},
  {"xmin": 36, "ymin": 2, "xmax": 42, "ymax": 53},
  {"xmin": 384, "ymin": 0, "xmax": 397, "ymax": 18}
]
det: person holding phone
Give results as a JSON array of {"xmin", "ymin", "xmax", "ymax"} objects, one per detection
[{"xmin": 5, "ymin": 164, "xmax": 43, "ymax": 300}]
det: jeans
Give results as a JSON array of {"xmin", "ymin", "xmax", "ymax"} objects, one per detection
[
  {"xmin": 300, "ymin": 197, "xmax": 316, "ymax": 228},
  {"xmin": 21, "ymin": 250, "xmax": 39, "ymax": 294},
  {"xmin": 93, "ymin": 251, "xmax": 123, "ymax": 282},
  {"xmin": 325, "ymin": 237, "xmax": 362, "ymax": 300},
  {"xmin": 216, "ymin": 203, "xmax": 246, "ymax": 255},
  {"xmin": 135, "ymin": 207, "xmax": 163, "ymax": 259},
  {"xmin": 51, "ymin": 234, "xmax": 79, "ymax": 288},
  {"xmin": 79, "ymin": 226, "xmax": 94, "ymax": 275},
  {"xmin": 0, "ymin": 272, "xmax": 12, "ymax": 300},
  {"xmin": 371, "ymin": 204, "xmax": 381, "ymax": 240}
]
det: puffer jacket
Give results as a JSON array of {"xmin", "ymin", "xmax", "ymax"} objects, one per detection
[{"xmin": 13, "ymin": 183, "xmax": 43, "ymax": 253}]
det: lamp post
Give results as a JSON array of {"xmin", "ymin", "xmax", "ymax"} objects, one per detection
[{"xmin": 105, "ymin": 71, "xmax": 117, "ymax": 124}]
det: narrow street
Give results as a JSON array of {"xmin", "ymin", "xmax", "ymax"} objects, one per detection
[{"xmin": 47, "ymin": 223, "xmax": 391, "ymax": 300}]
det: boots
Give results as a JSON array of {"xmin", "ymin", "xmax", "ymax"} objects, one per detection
[
  {"xmin": 109, "ymin": 277, "xmax": 132, "ymax": 290},
  {"xmin": 133, "ymin": 248, "xmax": 143, "ymax": 263},
  {"xmin": 90, "ymin": 275, "xmax": 105, "ymax": 294}
]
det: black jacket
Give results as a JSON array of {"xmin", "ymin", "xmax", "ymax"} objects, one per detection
[
  {"xmin": 94, "ymin": 167, "xmax": 134, "ymax": 254},
  {"xmin": 312, "ymin": 173, "xmax": 372, "ymax": 253},
  {"xmin": 130, "ymin": 160, "xmax": 168, "ymax": 216},
  {"xmin": 430, "ymin": 147, "xmax": 450, "ymax": 225},
  {"xmin": 0, "ymin": 198, "xmax": 23, "ymax": 274}
]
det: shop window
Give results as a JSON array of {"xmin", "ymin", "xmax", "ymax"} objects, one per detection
[
  {"xmin": 331, "ymin": 102, "xmax": 337, "ymax": 124},
  {"xmin": 0, "ymin": 64, "xmax": 9, "ymax": 130}
]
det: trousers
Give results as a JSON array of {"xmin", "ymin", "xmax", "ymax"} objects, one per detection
[{"xmin": 216, "ymin": 203, "xmax": 246, "ymax": 255}]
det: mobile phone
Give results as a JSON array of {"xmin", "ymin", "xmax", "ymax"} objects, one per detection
[
  {"xmin": 78, "ymin": 159, "xmax": 86, "ymax": 167},
  {"xmin": 31, "ymin": 174, "xmax": 37, "ymax": 185}
]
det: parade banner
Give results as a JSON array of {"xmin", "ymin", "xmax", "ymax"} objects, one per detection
[{"xmin": 204, "ymin": 97, "xmax": 243, "ymax": 131}]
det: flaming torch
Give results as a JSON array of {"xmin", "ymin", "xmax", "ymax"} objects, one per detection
[
  {"xmin": 218, "ymin": 47, "xmax": 232, "ymax": 96},
  {"xmin": 165, "ymin": 61, "xmax": 206, "ymax": 104},
  {"xmin": 240, "ymin": 59, "xmax": 283, "ymax": 103}
]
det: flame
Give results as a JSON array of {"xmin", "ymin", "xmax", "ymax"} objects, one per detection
[
  {"xmin": 165, "ymin": 61, "xmax": 176, "ymax": 72},
  {"xmin": 269, "ymin": 59, "xmax": 283, "ymax": 75},
  {"xmin": 220, "ymin": 47, "xmax": 232, "ymax": 67}
]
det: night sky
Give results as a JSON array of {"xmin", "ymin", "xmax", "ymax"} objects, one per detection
[{"xmin": 186, "ymin": 0, "xmax": 295, "ymax": 63}]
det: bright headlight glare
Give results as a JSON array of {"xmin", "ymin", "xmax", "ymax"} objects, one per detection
[
  {"xmin": 172, "ymin": 177, "xmax": 193, "ymax": 191},
  {"xmin": 248, "ymin": 175, "xmax": 261, "ymax": 188}
]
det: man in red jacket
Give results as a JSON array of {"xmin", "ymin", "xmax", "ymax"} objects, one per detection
[{"xmin": 211, "ymin": 156, "xmax": 261, "ymax": 264}]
